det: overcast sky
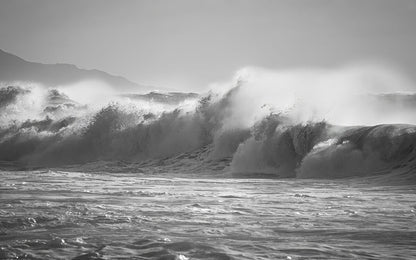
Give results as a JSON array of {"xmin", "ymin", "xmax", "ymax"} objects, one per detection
[{"xmin": 1, "ymin": 0, "xmax": 416, "ymax": 91}]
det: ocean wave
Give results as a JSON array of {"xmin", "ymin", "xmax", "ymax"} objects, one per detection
[{"xmin": 1, "ymin": 68, "xmax": 416, "ymax": 180}]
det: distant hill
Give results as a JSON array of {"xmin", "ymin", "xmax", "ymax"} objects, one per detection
[{"xmin": 0, "ymin": 49, "xmax": 144, "ymax": 92}]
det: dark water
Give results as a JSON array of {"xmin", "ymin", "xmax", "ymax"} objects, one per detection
[{"xmin": 1, "ymin": 170, "xmax": 416, "ymax": 259}]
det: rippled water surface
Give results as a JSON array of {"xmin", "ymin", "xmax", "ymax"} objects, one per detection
[{"xmin": 1, "ymin": 170, "xmax": 416, "ymax": 259}]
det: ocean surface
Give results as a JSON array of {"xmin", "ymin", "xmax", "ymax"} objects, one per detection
[
  {"xmin": 2, "ymin": 80, "xmax": 416, "ymax": 259},
  {"xmin": 1, "ymin": 170, "xmax": 415, "ymax": 260}
]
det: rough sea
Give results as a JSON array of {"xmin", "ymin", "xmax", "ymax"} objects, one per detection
[
  {"xmin": 1, "ymin": 170, "xmax": 416, "ymax": 259},
  {"xmin": 2, "ymin": 72, "xmax": 416, "ymax": 259}
]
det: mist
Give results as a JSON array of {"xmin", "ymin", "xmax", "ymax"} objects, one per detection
[{"xmin": 211, "ymin": 64, "xmax": 416, "ymax": 127}]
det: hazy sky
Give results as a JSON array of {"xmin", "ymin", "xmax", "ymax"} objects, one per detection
[{"xmin": 1, "ymin": 0, "xmax": 416, "ymax": 91}]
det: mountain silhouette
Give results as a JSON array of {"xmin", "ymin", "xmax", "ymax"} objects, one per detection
[{"xmin": 0, "ymin": 49, "xmax": 144, "ymax": 91}]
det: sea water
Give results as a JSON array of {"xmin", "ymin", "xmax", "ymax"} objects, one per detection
[{"xmin": 1, "ymin": 170, "xmax": 415, "ymax": 259}]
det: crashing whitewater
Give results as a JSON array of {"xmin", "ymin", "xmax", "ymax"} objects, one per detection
[{"xmin": 1, "ymin": 66, "xmax": 416, "ymax": 181}]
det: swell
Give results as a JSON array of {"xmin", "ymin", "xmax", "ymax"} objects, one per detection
[{"xmin": 0, "ymin": 84, "xmax": 415, "ymax": 181}]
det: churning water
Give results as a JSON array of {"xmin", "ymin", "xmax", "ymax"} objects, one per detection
[
  {"xmin": 2, "ymin": 67, "xmax": 416, "ymax": 259},
  {"xmin": 1, "ymin": 170, "xmax": 416, "ymax": 259}
]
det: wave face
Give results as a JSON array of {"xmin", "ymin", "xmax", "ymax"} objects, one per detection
[{"xmin": 1, "ymin": 66, "xmax": 416, "ymax": 180}]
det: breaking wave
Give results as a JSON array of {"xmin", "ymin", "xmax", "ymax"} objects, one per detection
[{"xmin": 1, "ymin": 66, "xmax": 416, "ymax": 180}]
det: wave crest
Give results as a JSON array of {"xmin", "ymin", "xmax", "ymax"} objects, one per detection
[{"xmin": 1, "ymin": 68, "xmax": 416, "ymax": 180}]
